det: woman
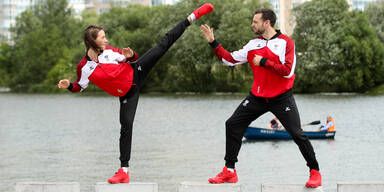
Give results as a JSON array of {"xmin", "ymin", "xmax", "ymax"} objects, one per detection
[
  {"xmin": 57, "ymin": 3, "xmax": 214, "ymax": 184},
  {"xmin": 319, "ymin": 115, "xmax": 335, "ymax": 132}
]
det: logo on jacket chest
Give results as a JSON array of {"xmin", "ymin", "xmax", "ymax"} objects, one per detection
[
  {"xmin": 252, "ymin": 39, "xmax": 267, "ymax": 49},
  {"xmin": 267, "ymin": 38, "xmax": 286, "ymax": 56},
  {"xmin": 274, "ymin": 44, "xmax": 279, "ymax": 49},
  {"xmin": 268, "ymin": 42, "xmax": 281, "ymax": 53}
]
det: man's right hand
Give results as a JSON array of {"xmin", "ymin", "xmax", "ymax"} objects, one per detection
[
  {"xmin": 58, "ymin": 79, "xmax": 70, "ymax": 89},
  {"xmin": 201, "ymin": 24, "xmax": 215, "ymax": 43}
]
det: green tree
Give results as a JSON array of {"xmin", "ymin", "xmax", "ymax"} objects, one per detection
[
  {"xmin": 366, "ymin": 0, "xmax": 384, "ymax": 42},
  {"xmin": 8, "ymin": 0, "xmax": 83, "ymax": 91},
  {"xmin": 292, "ymin": 0, "xmax": 384, "ymax": 92},
  {"xmin": 81, "ymin": 9, "xmax": 99, "ymax": 27},
  {"xmin": 34, "ymin": 0, "xmax": 82, "ymax": 48},
  {"xmin": 0, "ymin": 43, "xmax": 13, "ymax": 86},
  {"xmin": 10, "ymin": 25, "xmax": 69, "ymax": 88},
  {"xmin": 99, "ymin": 6, "xmax": 153, "ymax": 54},
  {"xmin": 336, "ymin": 11, "xmax": 384, "ymax": 91}
]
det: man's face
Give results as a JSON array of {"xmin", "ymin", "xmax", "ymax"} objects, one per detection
[
  {"xmin": 95, "ymin": 30, "xmax": 108, "ymax": 50},
  {"xmin": 252, "ymin": 13, "xmax": 267, "ymax": 35}
]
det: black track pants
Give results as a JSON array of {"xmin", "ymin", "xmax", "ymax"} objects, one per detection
[
  {"xmin": 118, "ymin": 19, "xmax": 190, "ymax": 167},
  {"xmin": 224, "ymin": 89, "xmax": 320, "ymax": 171}
]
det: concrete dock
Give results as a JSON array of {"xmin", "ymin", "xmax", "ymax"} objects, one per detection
[
  {"xmin": 261, "ymin": 184, "xmax": 323, "ymax": 192},
  {"xmin": 15, "ymin": 182, "xmax": 80, "ymax": 192},
  {"xmin": 337, "ymin": 182, "xmax": 384, "ymax": 192},
  {"xmin": 95, "ymin": 182, "xmax": 158, "ymax": 192},
  {"xmin": 14, "ymin": 181, "xmax": 384, "ymax": 192},
  {"xmin": 179, "ymin": 181, "xmax": 242, "ymax": 192}
]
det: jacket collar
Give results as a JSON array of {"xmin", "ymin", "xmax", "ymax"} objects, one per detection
[{"xmin": 260, "ymin": 29, "xmax": 281, "ymax": 40}]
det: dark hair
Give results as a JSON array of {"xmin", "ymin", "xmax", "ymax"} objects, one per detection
[
  {"xmin": 83, "ymin": 25, "xmax": 104, "ymax": 52},
  {"xmin": 254, "ymin": 8, "xmax": 276, "ymax": 27}
]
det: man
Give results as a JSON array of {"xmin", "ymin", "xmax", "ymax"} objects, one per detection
[
  {"xmin": 269, "ymin": 117, "xmax": 281, "ymax": 130},
  {"xmin": 200, "ymin": 8, "xmax": 322, "ymax": 188}
]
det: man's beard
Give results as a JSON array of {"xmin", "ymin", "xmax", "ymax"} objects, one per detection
[{"xmin": 254, "ymin": 26, "xmax": 265, "ymax": 35}]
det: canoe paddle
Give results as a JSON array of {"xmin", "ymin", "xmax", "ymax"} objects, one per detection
[{"xmin": 301, "ymin": 120, "xmax": 321, "ymax": 127}]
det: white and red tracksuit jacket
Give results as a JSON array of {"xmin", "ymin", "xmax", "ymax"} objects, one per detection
[
  {"xmin": 68, "ymin": 45, "xmax": 139, "ymax": 97},
  {"xmin": 211, "ymin": 30, "xmax": 296, "ymax": 97}
]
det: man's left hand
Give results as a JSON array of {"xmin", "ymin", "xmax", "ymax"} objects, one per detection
[{"xmin": 253, "ymin": 55, "xmax": 262, "ymax": 66}]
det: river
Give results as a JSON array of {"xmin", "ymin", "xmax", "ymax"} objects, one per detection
[{"xmin": 1, "ymin": 93, "xmax": 383, "ymax": 192}]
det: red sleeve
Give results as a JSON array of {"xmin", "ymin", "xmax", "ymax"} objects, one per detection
[
  {"xmin": 264, "ymin": 38, "xmax": 296, "ymax": 78},
  {"xmin": 68, "ymin": 56, "xmax": 87, "ymax": 92},
  {"xmin": 127, "ymin": 51, "xmax": 139, "ymax": 62},
  {"xmin": 213, "ymin": 44, "xmax": 239, "ymax": 64}
]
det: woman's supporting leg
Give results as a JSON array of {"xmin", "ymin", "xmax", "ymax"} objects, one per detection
[
  {"xmin": 119, "ymin": 87, "xmax": 140, "ymax": 167},
  {"xmin": 118, "ymin": 18, "xmax": 192, "ymax": 165}
]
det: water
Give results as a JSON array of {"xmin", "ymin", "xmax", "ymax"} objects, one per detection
[{"xmin": 1, "ymin": 93, "xmax": 383, "ymax": 192}]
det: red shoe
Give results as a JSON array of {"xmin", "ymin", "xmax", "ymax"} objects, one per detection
[
  {"xmin": 192, "ymin": 3, "xmax": 214, "ymax": 20},
  {"xmin": 305, "ymin": 169, "xmax": 322, "ymax": 188},
  {"xmin": 208, "ymin": 166, "xmax": 238, "ymax": 184},
  {"xmin": 108, "ymin": 168, "xmax": 130, "ymax": 184}
]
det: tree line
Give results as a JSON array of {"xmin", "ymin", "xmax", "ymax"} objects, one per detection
[{"xmin": 0, "ymin": 0, "xmax": 383, "ymax": 93}]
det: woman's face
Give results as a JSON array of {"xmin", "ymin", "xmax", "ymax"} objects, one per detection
[{"xmin": 94, "ymin": 30, "xmax": 108, "ymax": 50}]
